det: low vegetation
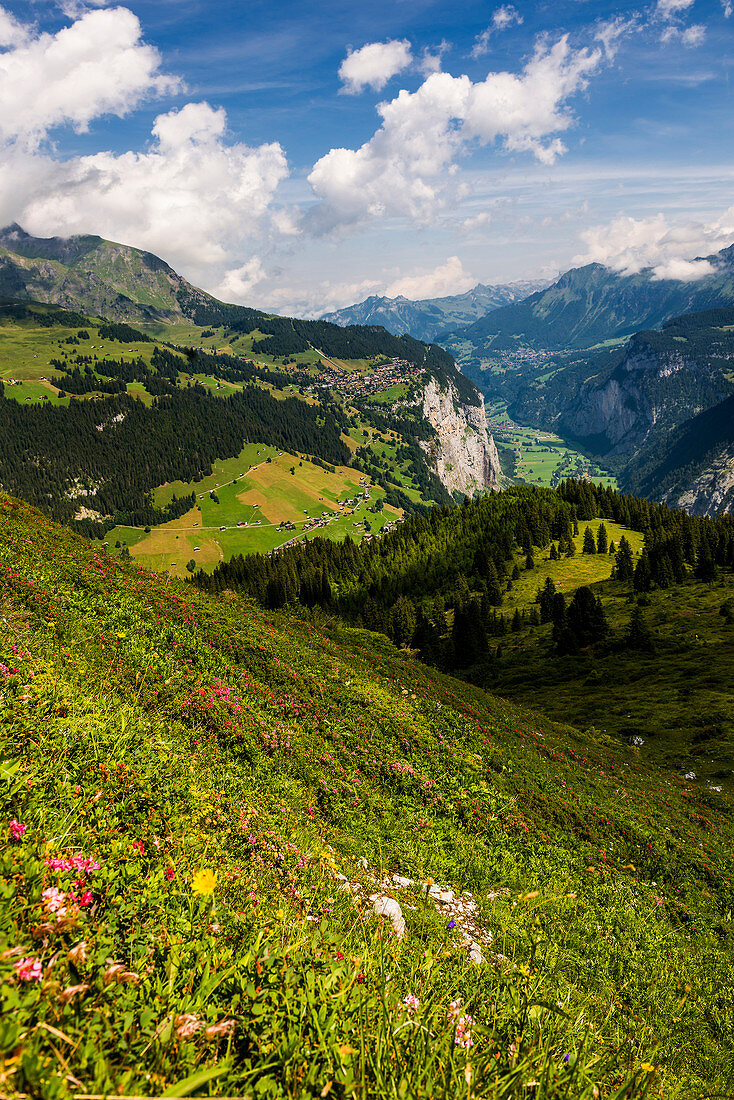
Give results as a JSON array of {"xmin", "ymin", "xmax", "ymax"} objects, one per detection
[{"xmin": 2, "ymin": 493, "xmax": 734, "ymax": 1097}]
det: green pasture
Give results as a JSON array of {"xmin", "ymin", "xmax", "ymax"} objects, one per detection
[
  {"xmin": 2, "ymin": 379, "xmax": 70, "ymax": 405},
  {"xmin": 493, "ymin": 571, "xmax": 734, "ymax": 790},
  {"xmin": 0, "ymin": 316, "xmax": 157, "ymax": 402},
  {"xmin": 503, "ymin": 518, "xmax": 644, "ymax": 613},
  {"xmin": 115, "ymin": 446, "xmax": 389, "ymax": 575},
  {"xmin": 370, "ymin": 383, "xmax": 409, "ymax": 404},
  {"xmin": 487, "ymin": 401, "xmax": 617, "ymax": 489}
]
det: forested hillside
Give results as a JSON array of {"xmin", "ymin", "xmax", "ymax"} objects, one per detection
[
  {"xmin": 2, "ymin": 492, "xmax": 734, "ymax": 1096},
  {"xmin": 0, "ymin": 295, "xmax": 492, "ymax": 551},
  {"xmin": 198, "ymin": 480, "xmax": 734, "ymax": 787}
]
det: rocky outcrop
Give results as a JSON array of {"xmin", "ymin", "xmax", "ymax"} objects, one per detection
[
  {"xmin": 667, "ymin": 446, "xmax": 734, "ymax": 516},
  {"xmin": 418, "ymin": 378, "xmax": 500, "ymax": 496},
  {"xmin": 561, "ymin": 341, "xmax": 726, "ymax": 460}
]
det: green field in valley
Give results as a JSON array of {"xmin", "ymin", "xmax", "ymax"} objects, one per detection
[{"xmin": 487, "ymin": 401, "xmax": 617, "ymax": 489}]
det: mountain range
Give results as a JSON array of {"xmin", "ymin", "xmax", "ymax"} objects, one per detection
[
  {"xmin": 440, "ymin": 245, "xmax": 734, "ymax": 355},
  {"xmin": 320, "ymin": 280, "xmax": 547, "ymax": 342}
]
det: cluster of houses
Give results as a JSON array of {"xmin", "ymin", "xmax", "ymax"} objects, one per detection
[{"xmin": 312, "ymin": 357, "xmax": 416, "ymax": 401}]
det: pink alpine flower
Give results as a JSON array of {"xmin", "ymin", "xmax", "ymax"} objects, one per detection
[
  {"xmin": 165, "ymin": 866, "xmax": 175, "ymax": 881},
  {"xmin": 42, "ymin": 887, "xmax": 69, "ymax": 915},
  {"xmin": 402, "ymin": 993, "xmax": 420, "ymax": 1012},
  {"xmin": 9, "ymin": 819, "xmax": 27, "ymax": 840},
  {"xmin": 455, "ymin": 1014, "xmax": 474, "ymax": 1050},
  {"xmin": 14, "ymin": 956, "xmax": 43, "ymax": 982},
  {"xmin": 131, "ymin": 840, "xmax": 144, "ymax": 854}
]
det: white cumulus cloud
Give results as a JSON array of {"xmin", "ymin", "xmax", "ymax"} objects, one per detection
[
  {"xmin": 0, "ymin": 5, "xmax": 179, "ymax": 146},
  {"xmin": 471, "ymin": 6, "xmax": 523, "ymax": 59},
  {"xmin": 0, "ymin": 7, "xmax": 28, "ymax": 48},
  {"xmin": 0, "ymin": 102, "xmax": 289, "ymax": 281},
  {"xmin": 309, "ymin": 35, "xmax": 607, "ymax": 234},
  {"xmin": 338, "ymin": 39, "xmax": 413, "ymax": 94},
  {"xmin": 384, "ymin": 256, "xmax": 475, "ymax": 299},
  {"xmin": 216, "ymin": 257, "xmax": 267, "ymax": 303},
  {"xmin": 573, "ymin": 210, "xmax": 734, "ymax": 280}
]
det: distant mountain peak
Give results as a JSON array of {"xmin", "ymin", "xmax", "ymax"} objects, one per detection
[{"xmin": 320, "ymin": 279, "xmax": 550, "ymax": 342}]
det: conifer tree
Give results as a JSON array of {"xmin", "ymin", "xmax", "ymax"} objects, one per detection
[
  {"xmin": 596, "ymin": 523, "xmax": 608, "ymax": 554},
  {"xmin": 583, "ymin": 527, "xmax": 597, "ymax": 554},
  {"xmin": 626, "ymin": 604, "xmax": 654, "ymax": 651},
  {"xmin": 615, "ymin": 536, "xmax": 634, "ymax": 581},
  {"xmin": 633, "ymin": 551, "xmax": 652, "ymax": 592}
]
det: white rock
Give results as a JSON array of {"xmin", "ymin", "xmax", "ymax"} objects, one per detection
[
  {"xmin": 467, "ymin": 941, "xmax": 483, "ymax": 965},
  {"xmin": 392, "ymin": 874, "xmax": 413, "ymax": 888},
  {"xmin": 357, "ymin": 857, "xmax": 369, "ymax": 870},
  {"xmin": 684, "ymin": 771, "xmax": 697, "ymax": 780},
  {"xmin": 372, "ymin": 896, "xmax": 406, "ymax": 940},
  {"xmin": 428, "ymin": 885, "xmax": 454, "ymax": 904}
]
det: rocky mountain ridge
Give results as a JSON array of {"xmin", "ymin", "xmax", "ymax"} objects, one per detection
[
  {"xmin": 441, "ymin": 244, "xmax": 734, "ymax": 357},
  {"xmin": 321, "ymin": 280, "xmax": 547, "ymax": 342}
]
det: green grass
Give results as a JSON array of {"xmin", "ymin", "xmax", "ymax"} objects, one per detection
[
  {"xmin": 108, "ymin": 447, "xmax": 393, "ymax": 576},
  {"xmin": 1, "ymin": 493, "xmax": 734, "ymax": 1096},
  {"xmin": 369, "ymin": 384, "xmax": 409, "ymax": 404},
  {"xmin": 0, "ymin": 317, "xmax": 157, "ymax": 402},
  {"xmin": 503, "ymin": 520, "xmax": 645, "ymax": 613},
  {"xmin": 467, "ymin": 535, "xmax": 734, "ymax": 793}
]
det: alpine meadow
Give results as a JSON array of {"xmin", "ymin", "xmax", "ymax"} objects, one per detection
[{"xmin": 2, "ymin": 2, "xmax": 734, "ymax": 1098}]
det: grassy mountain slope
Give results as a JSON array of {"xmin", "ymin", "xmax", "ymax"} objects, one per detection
[
  {"xmin": 0, "ymin": 225, "xmax": 205, "ymax": 322},
  {"xmin": 0, "ymin": 297, "xmax": 488, "ymax": 564},
  {"xmin": 2, "ymin": 494, "xmax": 733, "ymax": 1096},
  {"xmin": 0, "ymin": 227, "xmax": 473, "ymax": 406}
]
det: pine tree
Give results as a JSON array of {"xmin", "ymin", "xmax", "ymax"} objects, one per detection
[
  {"xmin": 596, "ymin": 523, "xmax": 608, "ymax": 554},
  {"xmin": 633, "ymin": 551, "xmax": 652, "ymax": 592},
  {"xmin": 615, "ymin": 536, "xmax": 634, "ymax": 581},
  {"xmin": 485, "ymin": 561, "xmax": 503, "ymax": 606},
  {"xmin": 549, "ymin": 543, "xmax": 559, "ymax": 561},
  {"xmin": 626, "ymin": 605, "xmax": 654, "ymax": 651},
  {"xmin": 696, "ymin": 542, "xmax": 717, "ymax": 582},
  {"xmin": 583, "ymin": 527, "xmax": 597, "ymax": 554},
  {"xmin": 539, "ymin": 577, "xmax": 556, "ymax": 624}
]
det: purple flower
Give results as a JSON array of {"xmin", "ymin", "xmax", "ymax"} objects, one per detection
[
  {"xmin": 447, "ymin": 919, "xmax": 456, "ymax": 929},
  {"xmin": 563, "ymin": 1054, "xmax": 570, "ymax": 1064}
]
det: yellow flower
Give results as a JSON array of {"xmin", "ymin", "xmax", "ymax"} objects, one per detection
[{"xmin": 191, "ymin": 869, "xmax": 217, "ymax": 895}]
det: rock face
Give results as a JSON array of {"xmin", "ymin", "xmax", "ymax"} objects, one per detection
[
  {"xmin": 562, "ymin": 338, "xmax": 730, "ymax": 459},
  {"xmin": 671, "ymin": 447, "xmax": 734, "ymax": 515},
  {"xmin": 419, "ymin": 378, "xmax": 500, "ymax": 497}
]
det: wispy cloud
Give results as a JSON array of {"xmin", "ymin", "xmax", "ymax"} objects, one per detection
[{"xmin": 471, "ymin": 6, "xmax": 523, "ymax": 59}]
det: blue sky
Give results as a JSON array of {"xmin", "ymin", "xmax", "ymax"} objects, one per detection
[{"xmin": 1, "ymin": 0, "xmax": 733, "ymax": 313}]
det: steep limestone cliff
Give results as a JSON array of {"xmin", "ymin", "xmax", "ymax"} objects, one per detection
[
  {"xmin": 667, "ymin": 446, "xmax": 734, "ymax": 516},
  {"xmin": 561, "ymin": 346, "xmax": 700, "ymax": 456},
  {"xmin": 418, "ymin": 378, "xmax": 500, "ymax": 496}
]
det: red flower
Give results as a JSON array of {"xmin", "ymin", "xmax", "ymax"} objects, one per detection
[{"xmin": 165, "ymin": 866, "xmax": 175, "ymax": 881}]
